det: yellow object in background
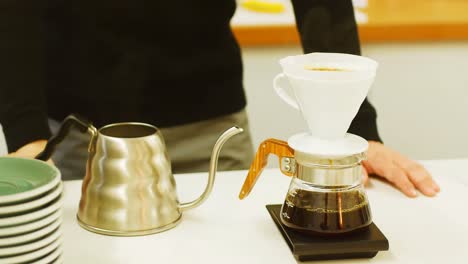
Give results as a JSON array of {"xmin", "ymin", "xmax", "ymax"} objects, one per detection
[{"xmin": 241, "ymin": 0, "xmax": 285, "ymax": 13}]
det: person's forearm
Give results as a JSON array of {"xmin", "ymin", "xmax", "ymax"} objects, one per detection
[
  {"xmin": 291, "ymin": 0, "xmax": 381, "ymax": 142},
  {"xmin": 0, "ymin": 2, "xmax": 51, "ymax": 152}
]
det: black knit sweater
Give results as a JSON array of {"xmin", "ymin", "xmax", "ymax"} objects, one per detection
[{"xmin": 0, "ymin": 0, "xmax": 380, "ymax": 152}]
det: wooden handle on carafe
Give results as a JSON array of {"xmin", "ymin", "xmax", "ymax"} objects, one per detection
[{"xmin": 239, "ymin": 138, "xmax": 294, "ymax": 199}]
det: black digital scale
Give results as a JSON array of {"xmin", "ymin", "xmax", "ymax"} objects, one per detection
[{"xmin": 266, "ymin": 204, "xmax": 389, "ymax": 261}]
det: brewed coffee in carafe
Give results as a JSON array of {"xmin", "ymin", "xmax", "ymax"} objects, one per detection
[{"xmin": 280, "ymin": 154, "xmax": 372, "ymax": 235}]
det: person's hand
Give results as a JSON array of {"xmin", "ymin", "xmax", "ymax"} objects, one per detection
[
  {"xmin": 7, "ymin": 140, "xmax": 52, "ymax": 163},
  {"xmin": 362, "ymin": 141, "xmax": 440, "ymax": 198}
]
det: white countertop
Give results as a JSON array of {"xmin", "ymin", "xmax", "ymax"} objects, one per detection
[{"xmin": 62, "ymin": 159, "xmax": 468, "ymax": 264}]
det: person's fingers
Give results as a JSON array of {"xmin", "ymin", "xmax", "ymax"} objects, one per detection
[
  {"xmin": 385, "ymin": 165, "xmax": 418, "ymax": 198},
  {"xmin": 398, "ymin": 160, "xmax": 440, "ymax": 196},
  {"xmin": 7, "ymin": 140, "xmax": 47, "ymax": 158},
  {"xmin": 391, "ymin": 151, "xmax": 440, "ymax": 195},
  {"xmin": 7, "ymin": 151, "xmax": 26, "ymax": 158},
  {"xmin": 8, "ymin": 152, "xmax": 54, "ymax": 165},
  {"xmin": 364, "ymin": 151, "xmax": 418, "ymax": 197},
  {"xmin": 8, "ymin": 151, "xmax": 35, "ymax": 159},
  {"xmin": 7, "ymin": 141, "xmax": 54, "ymax": 165},
  {"xmin": 361, "ymin": 141, "xmax": 440, "ymax": 198}
]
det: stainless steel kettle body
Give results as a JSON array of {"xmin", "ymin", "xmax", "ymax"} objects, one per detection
[
  {"xmin": 38, "ymin": 115, "xmax": 243, "ymax": 236},
  {"xmin": 78, "ymin": 122, "xmax": 182, "ymax": 236}
]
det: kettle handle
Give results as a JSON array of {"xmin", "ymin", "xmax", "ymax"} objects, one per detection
[
  {"xmin": 238, "ymin": 139, "xmax": 294, "ymax": 200},
  {"xmin": 35, "ymin": 114, "xmax": 96, "ymax": 161}
]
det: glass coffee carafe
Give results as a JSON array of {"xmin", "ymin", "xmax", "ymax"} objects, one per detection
[
  {"xmin": 280, "ymin": 152, "xmax": 371, "ymax": 235},
  {"xmin": 239, "ymin": 138, "xmax": 372, "ymax": 236}
]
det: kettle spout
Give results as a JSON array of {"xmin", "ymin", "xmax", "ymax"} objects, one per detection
[
  {"xmin": 180, "ymin": 126, "xmax": 243, "ymax": 211},
  {"xmin": 208, "ymin": 126, "xmax": 244, "ymax": 179}
]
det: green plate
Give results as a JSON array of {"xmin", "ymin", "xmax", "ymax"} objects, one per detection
[{"xmin": 0, "ymin": 157, "xmax": 61, "ymax": 205}]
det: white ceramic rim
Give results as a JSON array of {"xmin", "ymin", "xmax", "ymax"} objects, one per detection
[
  {"xmin": 0, "ymin": 218, "xmax": 61, "ymax": 246},
  {"xmin": 288, "ymin": 133, "xmax": 369, "ymax": 158},
  {"xmin": 0, "ymin": 236, "xmax": 62, "ymax": 263},
  {"xmin": 0, "ymin": 227, "xmax": 61, "ymax": 256},
  {"xmin": 0, "ymin": 209, "xmax": 62, "ymax": 237},
  {"xmin": 34, "ymin": 245, "xmax": 62, "ymax": 264},
  {"xmin": 0, "ymin": 196, "xmax": 63, "ymax": 227},
  {"xmin": 279, "ymin": 52, "xmax": 378, "ymax": 82},
  {"xmin": 0, "ymin": 183, "xmax": 62, "ymax": 215},
  {"xmin": 0, "ymin": 158, "xmax": 61, "ymax": 205}
]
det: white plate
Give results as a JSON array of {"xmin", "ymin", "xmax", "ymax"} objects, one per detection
[
  {"xmin": 0, "ymin": 209, "xmax": 61, "ymax": 237},
  {"xmin": 0, "ymin": 236, "xmax": 62, "ymax": 264},
  {"xmin": 0, "ymin": 196, "xmax": 62, "ymax": 227},
  {"xmin": 0, "ymin": 227, "xmax": 61, "ymax": 257},
  {"xmin": 34, "ymin": 246, "xmax": 62, "ymax": 264},
  {"xmin": 0, "ymin": 218, "xmax": 61, "ymax": 247},
  {"xmin": 0, "ymin": 183, "xmax": 62, "ymax": 216}
]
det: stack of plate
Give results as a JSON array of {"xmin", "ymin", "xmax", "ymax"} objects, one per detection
[{"xmin": 0, "ymin": 158, "xmax": 63, "ymax": 264}]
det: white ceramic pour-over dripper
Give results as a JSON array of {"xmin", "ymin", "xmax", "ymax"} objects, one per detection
[{"xmin": 273, "ymin": 53, "xmax": 378, "ymax": 141}]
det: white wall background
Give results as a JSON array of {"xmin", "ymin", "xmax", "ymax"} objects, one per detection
[{"xmin": 242, "ymin": 42, "xmax": 468, "ymax": 161}]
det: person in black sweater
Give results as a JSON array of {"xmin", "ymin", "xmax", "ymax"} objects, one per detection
[{"xmin": 0, "ymin": 0, "xmax": 439, "ymax": 197}]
